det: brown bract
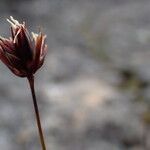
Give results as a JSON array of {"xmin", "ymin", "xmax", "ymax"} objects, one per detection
[{"xmin": 0, "ymin": 16, "xmax": 47, "ymax": 77}]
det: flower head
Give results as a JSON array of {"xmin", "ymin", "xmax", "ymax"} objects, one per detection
[{"xmin": 0, "ymin": 16, "xmax": 47, "ymax": 77}]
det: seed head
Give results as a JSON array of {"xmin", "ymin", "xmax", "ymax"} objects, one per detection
[{"xmin": 0, "ymin": 16, "xmax": 47, "ymax": 77}]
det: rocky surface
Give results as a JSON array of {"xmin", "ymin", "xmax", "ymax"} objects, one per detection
[{"xmin": 0, "ymin": 0, "xmax": 149, "ymax": 150}]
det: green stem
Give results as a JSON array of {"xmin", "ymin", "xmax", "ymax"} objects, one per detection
[{"xmin": 27, "ymin": 75, "xmax": 46, "ymax": 150}]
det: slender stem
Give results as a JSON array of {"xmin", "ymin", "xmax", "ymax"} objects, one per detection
[{"xmin": 27, "ymin": 75, "xmax": 46, "ymax": 150}]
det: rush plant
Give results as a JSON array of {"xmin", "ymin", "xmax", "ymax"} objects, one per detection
[{"xmin": 0, "ymin": 16, "xmax": 47, "ymax": 150}]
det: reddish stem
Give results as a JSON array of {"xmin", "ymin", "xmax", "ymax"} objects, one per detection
[{"xmin": 27, "ymin": 75, "xmax": 46, "ymax": 150}]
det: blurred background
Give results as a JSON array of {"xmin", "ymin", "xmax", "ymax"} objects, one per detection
[{"xmin": 0, "ymin": 0, "xmax": 150, "ymax": 149}]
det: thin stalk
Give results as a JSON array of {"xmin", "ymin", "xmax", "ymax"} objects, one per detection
[{"xmin": 27, "ymin": 75, "xmax": 46, "ymax": 150}]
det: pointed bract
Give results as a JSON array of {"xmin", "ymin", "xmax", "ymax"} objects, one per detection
[{"xmin": 0, "ymin": 16, "xmax": 47, "ymax": 77}]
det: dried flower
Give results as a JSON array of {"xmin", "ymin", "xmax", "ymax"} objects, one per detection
[
  {"xmin": 0, "ymin": 17, "xmax": 47, "ymax": 150},
  {"xmin": 0, "ymin": 16, "xmax": 47, "ymax": 77}
]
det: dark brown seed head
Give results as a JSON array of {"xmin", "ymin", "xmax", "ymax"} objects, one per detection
[{"xmin": 0, "ymin": 16, "xmax": 47, "ymax": 77}]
